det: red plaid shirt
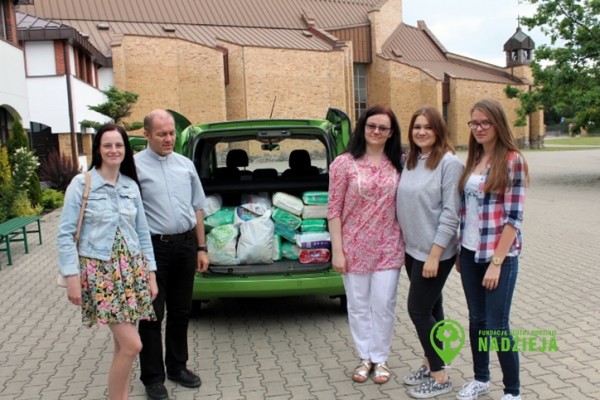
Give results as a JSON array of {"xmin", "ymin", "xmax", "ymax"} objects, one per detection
[{"xmin": 460, "ymin": 151, "xmax": 526, "ymax": 263}]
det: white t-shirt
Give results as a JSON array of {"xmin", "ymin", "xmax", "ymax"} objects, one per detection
[{"xmin": 462, "ymin": 173, "xmax": 483, "ymax": 251}]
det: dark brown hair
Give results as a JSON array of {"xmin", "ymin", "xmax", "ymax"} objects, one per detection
[
  {"xmin": 90, "ymin": 123, "xmax": 141, "ymax": 189},
  {"xmin": 347, "ymin": 104, "xmax": 403, "ymax": 172},
  {"xmin": 405, "ymin": 105, "xmax": 455, "ymax": 170}
]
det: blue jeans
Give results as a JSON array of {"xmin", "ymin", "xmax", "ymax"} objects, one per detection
[{"xmin": 460, "ymin": 248, "xmax": 520, "ymax": 396}]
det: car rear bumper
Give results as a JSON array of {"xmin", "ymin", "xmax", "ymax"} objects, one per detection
[{"xmin": 192, "ymin": 271, "xmax": 345, "ymax": 300}]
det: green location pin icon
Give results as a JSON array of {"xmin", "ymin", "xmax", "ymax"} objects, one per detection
[{"xmin": 430, "ymin": 319, "xmax": 465, "ymax": 365}]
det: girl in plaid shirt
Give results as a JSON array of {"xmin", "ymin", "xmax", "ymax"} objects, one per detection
[{"xmin": 456, "ymin": 99, "xmax": 529, "ymax": 400}]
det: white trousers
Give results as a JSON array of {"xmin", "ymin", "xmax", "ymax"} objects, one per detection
[{"xmin": 343, "ymin": 269, "xmax": 401, "ymax": 363}]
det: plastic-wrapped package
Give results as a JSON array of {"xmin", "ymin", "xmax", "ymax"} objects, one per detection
[
  {"xmin": 272, "ymin": 192, "xmax": 304, "ymax": 216},
  {"xmin": 272, "ymin": 234, "xmax": 282, "ymax": 261},
  {"xmin": 237, "ymin": 210, "xmax": 275, "ymax": 264},
  {"xmin": 296, "ymin": 232, "xmax": 331, "ymax": 249},
  {"xmin": 302, "ymin": 191, "xmax": 328, "ymax": 205},
  {"xmin": 301, "ymin": 204, "xmax": 328, "ymax": 219},
  {"xmin": 274, "ymin": 221, "xmax": 298, "ymax": 243},
  {"xmin": 272, "ymin": 207, "xmax": 302, "ymax": 230},
  {"xmin": 205, "ymin": 207, "xmax": 235, "ymax": 229},
  {"xmin": 234, "ymin": 206, "xmax": 260, "ymax": 225},
  {"xmin": 204, "ymin": 194, "xmax": 223, "ymax": 216},
  {"xmin": 300, "ymin": 219, "xmax": 327, "ymax": 232},
  {"xmin": 299, "ymin": 248, "xmax": 331, "ymax": 264},
  {"xmin": 240, "ymin": 193, "xmax": 272, "ymax": 215},
  {"xmin": 281, "ymin": 240, "xmax": 301, "ymax": 260},
  {"xmin": 207, "ymin": 224, "xmax": 239, "ymax": 265}
]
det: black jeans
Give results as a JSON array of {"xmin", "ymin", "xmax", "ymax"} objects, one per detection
[
  {"xmin": 405, "ymin": 253, "xmax": 455, "ymax": 372},
  {"xmin": 139, "ymin": 235, "xmax": 197, "ymax": 386}
]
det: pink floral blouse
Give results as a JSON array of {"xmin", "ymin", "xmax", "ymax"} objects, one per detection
[{"xmin": 328, "ymin": 153, "xmax": 404, "ymax": 274}]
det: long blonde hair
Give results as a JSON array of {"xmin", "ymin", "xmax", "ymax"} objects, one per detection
[{"xmin": 458, "ymin": 98, "xmax": 529, "ymax": 193}]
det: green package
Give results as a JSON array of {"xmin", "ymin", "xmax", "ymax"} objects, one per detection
[
  {"xmin": 300, "ymin": 219, "xmax": 327, "ymax": 232},
  {"xmin": 205, "ymin": 207, "xmax": 235, "ymax": 228},
  {"xmin": 302, "ymin": 191, "xmax": 329, "ymax": 205},
  {"xmin": 272, "ymin": 207, "xmax": 302, "ymax": 230},
  {"xmin": 281, "ymin": 240, "xmax": 300, "ymax": 260}
]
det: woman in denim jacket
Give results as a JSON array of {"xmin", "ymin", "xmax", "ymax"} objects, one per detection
[
  {"xmin": 456, "ymin": 99, "xmax": 529, "ymax": 400},
  {"xmin": 57, "ymin": 123, "xmax": 158, "ymax": 400}
]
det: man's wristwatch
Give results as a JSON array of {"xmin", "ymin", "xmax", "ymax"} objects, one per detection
[
  {"xmin": 491, "ymin": 256, "xmax": 503, "ymax": 266},
  {"xmin": 197, "ymin": 245, "xmax": 208, "ymax": 252}
]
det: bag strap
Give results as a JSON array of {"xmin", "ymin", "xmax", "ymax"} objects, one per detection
[{"xmin": 73, "ymin": 172, "xmax": 91, "ymax": 244}]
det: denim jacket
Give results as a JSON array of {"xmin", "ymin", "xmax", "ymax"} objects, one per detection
[{"xmin": 57, "ymin": 168, "xmax": 156, "ymax": 276}]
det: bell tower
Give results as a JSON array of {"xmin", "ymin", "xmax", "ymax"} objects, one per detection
[{"xmin": 504, "ymin": 25, "xmax": 535, "ymax": 68}]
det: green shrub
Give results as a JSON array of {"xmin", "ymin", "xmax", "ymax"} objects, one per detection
[
  {"xmin": 41, "ymin": 188, "xmax": 64, "ymax": 211},
  {"xmin": 7, "ymin": 119, "xmax": 29, "ymax": 155},
  {"xmin": 11, "ymin": 191, "xmax": 42, "ymax": 217},
  {"xmin": 0, "ymin": 186, "xmax": 10, "ymax": 223},
  {"xmin": 0, "ymin": 147, "xmax": 12, "ymax": 222},
  {"xmin": 0, "ymin": 146, "xmax": 11, "ymax": 188},
  {"xmin": 39, "ymin": 149, "xmax": 80, "ymax": 192},
  {"xmin": 28, "ymin": 172, "xmax": 43, "ymax": 207},
  {"xmin": 10, "ymin": 147, "xmax": 40, "ymax": 193}
]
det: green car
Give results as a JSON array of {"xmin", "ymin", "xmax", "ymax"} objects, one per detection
[{"xmin": 132, "ymin": 109, "xmax": 352, "ymax": 311}]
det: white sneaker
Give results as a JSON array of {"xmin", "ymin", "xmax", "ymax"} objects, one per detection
[
  {"xmin": 501, "ymin": 395, "xmax": 521, "ymax": 400},
  {"xmin": 456, "ymin": 380, "xmax": 490, "ymax": 400}
]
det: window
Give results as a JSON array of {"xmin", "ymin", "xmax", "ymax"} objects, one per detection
[{"xmin": 354, "ymin": 64, "xmax": 367, "ymax": 120}]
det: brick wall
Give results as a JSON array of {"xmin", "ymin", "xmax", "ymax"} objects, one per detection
[{"xmin": 112, "ymin": 36, "xmax": 227, "ymax": 128}]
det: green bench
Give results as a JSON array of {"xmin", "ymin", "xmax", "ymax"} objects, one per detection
[{"xmin": 0, "ymin": 215, "xmax": 43, "ymax": 268}]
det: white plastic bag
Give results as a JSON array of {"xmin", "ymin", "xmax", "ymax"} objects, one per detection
[{"xmin": 237, "ymin": 210, "xmax": 275, "ymax": 264}]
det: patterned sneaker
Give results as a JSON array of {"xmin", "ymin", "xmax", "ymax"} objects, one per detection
[
  {"xmin": 404, "ymin": 364, "xmax": 431, "ymax": 385},
  {"xmin": 456, "ymin": 380, "xmax": 490, "ymax": 400},
  {"xmin": 409, "ymin": 377, "xmax": 452, "ymax": 398},
  {"xmin": 501, "ymin": 395, "xmax": 521, "ymax": 400}
]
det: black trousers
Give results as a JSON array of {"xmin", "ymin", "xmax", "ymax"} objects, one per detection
[
  {"xmin": 139, "ymin": 235, "xmax": 197, "ymax": 386},
  {"xmin": 405, "ymin": 253, "xmax": 455, "ymax": 372}
]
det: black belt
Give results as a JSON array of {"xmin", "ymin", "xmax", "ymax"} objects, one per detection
[{"xmin": 152, "ymin": 229, "xmax": 195, "ymax": 243}]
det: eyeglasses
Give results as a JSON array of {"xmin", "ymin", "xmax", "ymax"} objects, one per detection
[
  {"xmin": 366, "ymin": 123, "xmax": 391, "ymax": 134},
  {"xmin": 467, "ymin": 120, "xmax": 492, "ymax": 130}
]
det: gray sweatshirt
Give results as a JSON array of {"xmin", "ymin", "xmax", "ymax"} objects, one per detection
[{"xmin": 396, "ymin": 152, "xmax": 464, "ymax": 261}]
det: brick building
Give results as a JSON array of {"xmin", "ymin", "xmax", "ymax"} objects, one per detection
[{"xmin": 16, "ymin": 0, "xmax": 543, "ymax": 156}]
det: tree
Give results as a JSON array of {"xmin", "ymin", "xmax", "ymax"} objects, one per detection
[
  {"xmin": 80, "ymin": 86, "xmax": 143, "ymax": 132},
  {"xmin": 7, "ymin": 119, "xmax": 29, "ymax": 154},
  {"xmin": 508, "ymin": 0, "xmax": 600, "ymax": 132}
]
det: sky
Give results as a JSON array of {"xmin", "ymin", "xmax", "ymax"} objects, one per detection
[{"xmin": 402, "ymin": 0, "xmax": 550, "ymax": 67}]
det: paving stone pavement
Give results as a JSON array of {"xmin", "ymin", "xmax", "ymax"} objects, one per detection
[{"xmin": 0, "ymin": 149, "xmax": 599, "ymax": 400}]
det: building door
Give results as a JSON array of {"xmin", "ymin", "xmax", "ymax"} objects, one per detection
[{"xmin": 29, "ymin": 122, "xmax": 58, "ymax": 165}]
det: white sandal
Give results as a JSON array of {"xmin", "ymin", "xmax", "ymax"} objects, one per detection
[
  {"xmin": 372, "ymin": 362, "xmax": 391, "ymax": 384},
  {"xmin": 352, "ymin": 359, "xmax": 372, "ymax": 383}
]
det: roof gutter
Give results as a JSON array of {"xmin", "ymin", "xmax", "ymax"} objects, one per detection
[{"xmin": 18, "ymin": 26, "xmax": 112, "ymax": 67}]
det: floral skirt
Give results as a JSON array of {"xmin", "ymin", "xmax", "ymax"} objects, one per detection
[{"xmin": 79, "ymin": 229, "xmax": 156, "ymax": 327}]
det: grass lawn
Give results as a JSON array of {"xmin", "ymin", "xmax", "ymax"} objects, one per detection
[{"xmin": 544, "ymin": 136, "xmax": 600, "ymax": 146}]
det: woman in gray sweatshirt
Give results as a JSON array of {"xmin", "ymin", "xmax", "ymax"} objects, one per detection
[{"xmin": 396, "ymin": 106, "xmax": 464, "ymax": 399}]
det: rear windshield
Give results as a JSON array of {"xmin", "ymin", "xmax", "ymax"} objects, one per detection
[{"xmin": 214, "ymin": 138, "xmax": 326, "ymax": 173}]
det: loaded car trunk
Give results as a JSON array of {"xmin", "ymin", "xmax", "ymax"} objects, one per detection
[{"xmin": 201, "ymin": 170, "xmax": 331, "ymax": 276}]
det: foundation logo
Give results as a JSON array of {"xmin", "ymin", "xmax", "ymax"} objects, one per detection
[
  {"xmin": 478, "ymin": 330, "xmax": 559, "ymax": 352},
  {"xmin": 430, "ymin": 319, "xmax": 465, "ymax": 365}
]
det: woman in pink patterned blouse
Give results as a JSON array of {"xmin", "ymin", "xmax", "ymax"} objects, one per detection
[{"xmin": 328, "ymin": 104, "xmax": 404, "ymax": 385}]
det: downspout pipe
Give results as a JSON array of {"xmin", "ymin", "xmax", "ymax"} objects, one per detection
[{"xmin": 64, "ymin": 40, "xmax": 78, "ymax": 163}]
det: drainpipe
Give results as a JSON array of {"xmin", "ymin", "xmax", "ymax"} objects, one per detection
[{"xmin": 64, "ymin": 40, "xmax": 78, "ymax": 163}]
